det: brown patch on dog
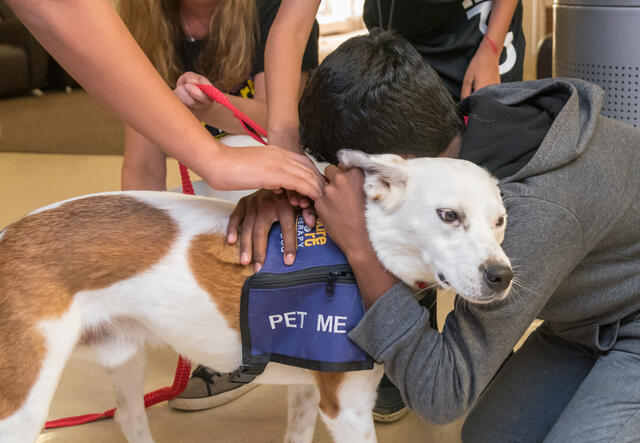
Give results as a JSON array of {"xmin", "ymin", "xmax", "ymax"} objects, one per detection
[
  {"xmin": 314, "ymin": 372, "xmax": 346, "ymax": 419},
  {"xmin": 188, "ymin": 233, "xmax": 252, "ymax": 332},
  {"xmin": 0, "ymin": 195, "xmax": 177, "ymax": 419}
]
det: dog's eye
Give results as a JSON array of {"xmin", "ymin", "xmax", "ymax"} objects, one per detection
[
  {"xmin": 496, "ymin": 216, "xmax": 505, "ymax": 227},
  {"xmin": 436, "ymin": 209, "xmax": 459, "ymax": 224}
]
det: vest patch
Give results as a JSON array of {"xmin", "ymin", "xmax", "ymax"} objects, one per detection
[{"xmin": 241, "ymin": 217, "xmax": 373, "ymax": 372}]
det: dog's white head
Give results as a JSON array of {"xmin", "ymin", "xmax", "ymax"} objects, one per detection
[{"xmin": 338, "ymin": 149, "xmax": 512, "ymax": 304}]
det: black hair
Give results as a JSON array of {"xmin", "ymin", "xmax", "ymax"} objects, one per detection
[{"xmin": 299, "ymin": 29, "xmax": 464, "ymax": 164}]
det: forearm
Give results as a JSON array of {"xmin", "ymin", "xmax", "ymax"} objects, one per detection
[
  {"xmin": 197, "ymin": 95, "xmax": 267, "ymax": 135},
  {"xmin": 8, "ymin": 0, "xmax": 221, "ymax": 181},
  {"xmin": 349, "ymin": 283, "xmax": 473, "ymax": 424},
  {"xmin": 121, "ymin": 126, "xmax": 167, "ymax": 191},
  {"xmin": 264, "ymin": 0, "xmax": 319, "ymax": 152},
  {"xmin": 485, "ymin": 0, "xmax": 519, "ymax": 48},
  {"xmin": 345, "ymin": 248, "xmax": 398, "ymax": 309}
]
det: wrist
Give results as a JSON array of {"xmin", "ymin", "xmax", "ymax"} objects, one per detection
[
  {"xmin": 269, "ymin": 125, "xmax": 303, "ymax": 154},
  {"xmin": 192, "ymin": 102, "xmax": 215, "ymax": 122},
  {"xmin": 482, "ymin": 35, "xmax": 502, "ymax": 57},
  {"xmin": 345, "ymin": 242, "xmax": 385, "ymax": 277},
  {"xmin": 198, "ymin": 139, "xmax": 225, "ymax": 186},
  {"xmin": 347, "ymin": 247, "xmax": 398, "ymax": 308},
  {"xmin": 269, "ymin": 121, "xmax": 299, "ymax": 141}
]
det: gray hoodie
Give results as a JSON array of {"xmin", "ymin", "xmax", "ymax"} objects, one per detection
[{"xmin": 349, "ymin": 78, "xmax": 640, "ymax": 424}]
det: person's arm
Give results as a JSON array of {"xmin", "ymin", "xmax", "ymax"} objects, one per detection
[
  {"xmin": 314, "ymin": 166, "xmax": 398, "ymax": 305},
  {"xmin": 461, "ymin": 0, "xmax": 519, "ymax": 99},
  {"xmin": 7, "ymin": 0, "xmax": 323, "ymax": 198},
  {"xmin": 264, "ymin": 0, "xmax": 320, "ymax": 154},
  {"xmin": 172, "ymin": 71, "xmax": 267, "ymax": 135},
  {"xmin": 120, "ymin": 72, "xmax": 268, "ymax": 191},
  {"xmin": 121, "ymin": 125, "xmax": 167, "ymax": 191},
  {"xmin": 175, "ymin": 71, "xmax": 308, "ymax": 136},
  {"xmin": 315, "ymin": 166, "xmax": 585, "ymax": 423}
]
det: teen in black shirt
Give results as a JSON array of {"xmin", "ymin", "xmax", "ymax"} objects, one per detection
[{"xmin": 363, "ymin": 0, "xmax": 525, "ymax": 101}]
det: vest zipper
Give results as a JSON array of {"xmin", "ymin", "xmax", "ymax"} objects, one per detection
[{"xmin": 249, "ymin": 265, "xmax": 355, "ymax": 297}]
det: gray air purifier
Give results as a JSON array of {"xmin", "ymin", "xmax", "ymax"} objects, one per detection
[{"xmin": 554, "ymin": 0, "xmax": 640, "ymax": 127}]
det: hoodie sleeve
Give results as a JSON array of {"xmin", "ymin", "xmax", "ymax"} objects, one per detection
[{"xmin": 349, "ymin": 196, "xmax": 585, "ymax": 424}]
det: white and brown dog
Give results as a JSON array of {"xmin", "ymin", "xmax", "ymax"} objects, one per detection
[{"xmin": 0, "ymin": 150, "xmax": 511, "ymax": 443}]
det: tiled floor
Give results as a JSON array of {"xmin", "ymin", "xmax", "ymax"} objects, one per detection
[{"xmin": 1, "ymin": 152, "xmax": 465, "ymax": 442}]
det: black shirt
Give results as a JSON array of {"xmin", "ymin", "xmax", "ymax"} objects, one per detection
[
  {"xmin": 363, "ymin": 0, "xmax": 525, "ymax": 101},
  {"xmin": 179, "ymin": 0, "xmax": 319, "ymax": 136},
  {"xmin": 459, "ymin": 86, "xmax": 570, "ymax": 179}
]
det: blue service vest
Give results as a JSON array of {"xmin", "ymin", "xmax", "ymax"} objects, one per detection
[{"xmin": 241, "ymin": 216, "xmax": 374, "ymax": 372}]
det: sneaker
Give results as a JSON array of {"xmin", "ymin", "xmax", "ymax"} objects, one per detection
[
  {"xmin": 169, "ymin": 365, "xmax": 258, "ymax": 411},
  {"xmin": 372, "ymin": 375, "xmax": 409, "ymax": 423}
]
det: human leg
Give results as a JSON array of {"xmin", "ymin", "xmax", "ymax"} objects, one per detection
[
  {"xmin": 544, "ymin": 316, "xmax": 640, "ymax": 443},
  {"xmin": 462, "ymin": 325, "xmax": 597, "ymax": 443}
]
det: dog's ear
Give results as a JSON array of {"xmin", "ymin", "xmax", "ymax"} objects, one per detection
[{"xmin": 337, "ymin": 149, "xmax": 408, "ymax": 213}]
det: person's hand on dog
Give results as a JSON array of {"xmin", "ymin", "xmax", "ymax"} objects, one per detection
[
  {"xmin": 174, "ymin": 72, "xmax": 214, "ymax": 117},
  {"xmin": 315, "ymin": 165, "xmax": 397, "ymax": 307},
  {"xmin": 227, "ymin": 189, "xmax": 301, "ymax": 273},
  {"xmin": 272, "ymin": 188, "xmax": 316, "ymax": 229},
  {"xmin": 267, "ymin": 129, "xmax": 317, "ymax": 226},
  {"xmin": 314, "ymin": 165, "xmax": 369, "ymax": 256},
  {"xmin": 461, "ymin": 38, "xmax": 502, "ymax": 99},
  {"xmin": 206, "ymin": 145, "xmax": 324, "ymax": 201}
]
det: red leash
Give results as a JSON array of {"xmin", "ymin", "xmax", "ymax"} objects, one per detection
[
  {"xmin": 178, "ymin": 84, "xmax": 267, "ymax": 192},
  {"xmin": 45, "ymin": 84, "xmax": 266, "ymax": 429},
  {"xmin": 45, "ymin": 357, "xmax": 192, "ymax": 428}
]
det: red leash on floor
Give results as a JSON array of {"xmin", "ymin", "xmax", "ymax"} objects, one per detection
[{"xmin": 45, "ymin": 84, "xmax": 267, "ymax": 429}]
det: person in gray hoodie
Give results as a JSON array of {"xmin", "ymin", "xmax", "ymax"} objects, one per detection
[{"xmin": 303, "ymin": 31, "xmax": 640, "ymax": 442}]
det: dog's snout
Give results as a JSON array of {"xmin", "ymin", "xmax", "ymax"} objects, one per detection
[{"xmin": 482, "ymin": 265, "xmax": 513, "ymax": 292}]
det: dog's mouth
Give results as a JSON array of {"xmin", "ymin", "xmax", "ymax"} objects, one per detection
[{"xmin": 416, "ymin": 273, "xmax": 450, "ymax": 291}]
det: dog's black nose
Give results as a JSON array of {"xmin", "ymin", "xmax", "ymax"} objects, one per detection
[{"xmin": 483, "ymin": 265, "xmax": 513, "ymax": 292}]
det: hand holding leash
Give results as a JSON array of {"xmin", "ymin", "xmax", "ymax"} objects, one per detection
[
  {"xmin": 179, "ymin": 84, "xmax": 325, "ymax": 200},
  {"xmin": 174, "ymin": 72, "xmax": 215, "ymax": 115}
]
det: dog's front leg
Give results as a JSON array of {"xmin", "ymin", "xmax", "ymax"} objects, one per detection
[
  {"xmin": 107, "ymin": 350, "xmax": 154, "ymax": 443},
  {"xmin": 316, "ymin": 367, "xmax": 384, "ymax": 443},
  {"xmin": 284, "ymin": 384, "xmax": 320, "ymax": 443}
]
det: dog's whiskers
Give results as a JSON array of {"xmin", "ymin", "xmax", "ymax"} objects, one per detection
[{"xmin": 417, "ymin": 282, "xmax": 442, "ymax": 294}]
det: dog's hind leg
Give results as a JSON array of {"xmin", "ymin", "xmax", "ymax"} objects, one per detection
[
  {"xmin": 0, "ymin": 310, "xmax": 82, "ymax": 443},
  {"xmin": 107, "ymin": 349, "xmax": 154, "ymax": 443},
  {"xmin": 315, "ymin": 366, "xmax": 384, "ymax": 443},
  {"xmin": 284, "ymin": 384, "xmax": 320, "ymax": 443}
]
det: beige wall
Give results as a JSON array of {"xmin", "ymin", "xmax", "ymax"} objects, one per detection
[{"xmin": 521, "ymin": 0, "xmax": 553, "ymax": 80}]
